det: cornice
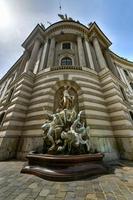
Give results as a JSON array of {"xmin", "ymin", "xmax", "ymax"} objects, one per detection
[
  {"xmin": 0, "ymin": 55, "xmax": 23, "ymax": 84},
  {"xmin": 110, "ymin": 50, "xmax": 133, "ymax": 68},
  {"xmin": 21, "ymin": 21, "xmax": 112, "ymax": 50},
  {"xmin": 44, "ymin": 21, "xmax": 112, "ymax": 47},
  {"xmin": 22, "ymin": 24, "xmax": 45, "ymax": 49}
]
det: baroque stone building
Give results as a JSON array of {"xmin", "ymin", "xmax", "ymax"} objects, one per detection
[{"xmin": 0, "ymin": 19, "xmax": 133, "ymax": 161}]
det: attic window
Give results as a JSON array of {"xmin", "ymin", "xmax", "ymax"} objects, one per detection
[
  {"xmin": 0, "ymin": 112, "xmax": 5, "ymax": 125},
  {"xmin": 62, "ymin": 43, "xmax": 71, "ymax": 49}
]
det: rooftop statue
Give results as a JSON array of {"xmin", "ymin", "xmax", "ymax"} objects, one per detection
[{"xmin": 58, "ymin": 14, "xmax": 80, "ymax": 23}]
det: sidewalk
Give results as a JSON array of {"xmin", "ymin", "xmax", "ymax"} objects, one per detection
[{"xmin": 0, "ymin": 160, "xmax": 133, "ymax": 200}]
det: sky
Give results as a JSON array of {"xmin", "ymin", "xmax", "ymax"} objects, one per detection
[{"xmin": 0, "ymin": 0, "xmax": 133, "ymax": 79}]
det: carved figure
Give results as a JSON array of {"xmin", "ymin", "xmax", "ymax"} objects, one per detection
[
  {"xmin": 62, "ymin": 86, "xmax": 74, "ymax": 109},
  {"xmin": 42, "ymin": 113, "xmax": 63, "ymax": 151},
  {"xmin": 70, "ymin": 111, "xmax": 91, "ymax": 152},
  {"xmin": 42, "ymin": 89, "xmax": 90, "ymax": 154},
  {"xmin": 58, "ymin": 111, "xmax": 91, "ymax": 153}
]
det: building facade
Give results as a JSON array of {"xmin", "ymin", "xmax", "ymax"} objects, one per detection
[{"xmin": 0, "ymin": 19, "xmax": 133, "ymax": 161}]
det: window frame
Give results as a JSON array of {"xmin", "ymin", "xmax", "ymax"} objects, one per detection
[
  {"xmin": 60, "ymin": 57, "xmax": 73, "ymax": 66},
  {"xmin": 61, "ymin": 42, "xmax": 72, "ymax": 50},
  {"xmin": 0, "ymin": 112, "xmax": 5, "ymax": 126},
  {"xmin": 6, "ymin": 87, "xmax": 14, "ymax": 103},
  {"xmin": 119, "ymin": 85, "xmax": 128, "ymax": 101}
]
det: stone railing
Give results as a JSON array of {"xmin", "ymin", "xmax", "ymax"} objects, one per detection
[{"xmin": 50, "ymin": 65, "xmax": 82, "ymax": 71}]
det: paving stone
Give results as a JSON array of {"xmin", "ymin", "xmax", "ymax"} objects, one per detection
[
  {"xmin": 105, "ymin": 192, "xmax": 117, "ymax": 200},
  {"xmin": 96, "ymin": 192, "xmax": 106, "ymax": 200},
  {"xmin": 93, "ymin": 181, "xmax": 103, "ymax": 193},
  {"xmin": 39, "ymin": 189, "xmax": 50, "ymax": 197},
  {"xmin": 36, "ymin": 197, "xmax": 46, "ymax": 200},
  {"xmin": 56, "ymin": 191, "xmax": 66, "ymax": 198},
  {"xmin": 0, "ymin": 161, "xmax": 133, "ymax": 200},
  {"xmin": 45, "ymin": 194, "xmax": 56, "ymax": 200},
  {"xmin": 28, "ymin": 182, "xmax": 38, "ymax": 188},
  {"xmin": 85, "ymin": 193, "xmax": 97, "ymax": 200},
  {"xmin": 116, "ymin": 195, "xmax": 127, "ymax": 200},
  {"xmin": 14, "ymin": 192, "xmax": 29, "ymax": 200}
]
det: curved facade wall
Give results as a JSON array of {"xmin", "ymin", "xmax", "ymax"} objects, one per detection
[{"xmin": 0, "ymin": 20, "xmax": 133, "ymax": 161}]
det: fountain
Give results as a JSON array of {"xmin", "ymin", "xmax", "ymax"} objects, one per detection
[{"xmin": 21, "ymin": 86, "xmax": 107, "ymax": 181}]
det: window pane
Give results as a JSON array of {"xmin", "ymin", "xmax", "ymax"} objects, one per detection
[
  {"xmin": 61, "ymin": 57, "xmax": 72, "ymax": 65},
  {"xmin": 62, "ymin": 43, "xmax": 71, "ymax": 49}
]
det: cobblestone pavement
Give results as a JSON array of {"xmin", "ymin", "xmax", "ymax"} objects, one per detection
[{"xmin": 0, "ymin": 161, "xmax": 133, "ymax": 200}]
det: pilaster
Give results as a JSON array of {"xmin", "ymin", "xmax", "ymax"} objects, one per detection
[
  {"xmin": 18, "ymin": 50, "xmax": 30, "ymax": 75},
  {"xmin": 104, "ymin": 50, "xmax": 119, "ymax": 77},
  {"xmin": 39, "ymin": 40, "xmax": 48, "ymax": 70},
  {"xmin": 0, "ymin": 78, "xmax": 12, "ymax": 102},
  {"xmin": 47, "ymin": 37, "xmax": 55, "ymax": 67},
  {"xmin": 92, "ymin": 36, "xmax": 107, "ymax": 70},
  {"xmin": 77, "ymin": 35, "xmax": 86, "ymax": 67},
  {"xmin": 84, "ymin": 39, "xmax": 95, "ymax": 70},
  {"xmin": 27, "ymin": 38, "xmax": 41, "ymax": 72}
]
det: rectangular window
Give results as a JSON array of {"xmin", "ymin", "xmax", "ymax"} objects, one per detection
[
  {"xmin": 123, "ymin": 69, "xmax": 129, "ymax": 77},
  {"xmin": 129, "ymin": 111, "xmax": 133, "ymax": 121},
  {"xmin": 6, "ymin": 88, "xmax": 14, "ymax": 103},
  {"xmin": 119, "ymin": 86, "xmax": 127, "ymax": 101},
  {"xmin": 0, "ymin": 112, "xmax": 5, "ymax": 126},
  {"xmin": 62, "ymin": 43, "xmax": 71, "ymax": 49}
]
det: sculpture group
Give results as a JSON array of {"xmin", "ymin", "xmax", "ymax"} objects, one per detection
[
  {"xmin": 42, "ymin": 86, "xmax": 91, "ymax": 155},
  {"xmin": 21, "ymin": 86, "xmax": 106, "ymax": 181}
]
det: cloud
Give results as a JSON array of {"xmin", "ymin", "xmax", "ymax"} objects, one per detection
[{"xmin": 0, "ymin": 0, "xmax": 133, "ymax": 79}]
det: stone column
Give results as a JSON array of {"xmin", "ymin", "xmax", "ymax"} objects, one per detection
[
  {"xmin": 18, "ymin": 50, "xmax": 29, "ymax": 75},
  {"xmin": 77, "ymin": 35, "xmax": 86, "ymax": 67},
  {"xmin": 130, "ymin": 71, "xmax": 133, "ymax": 79},
  {"xmin": 27, "ymin": 38, "xmax": 41, "ymax": 72},
  {"xmin": 47, "ymin": 37, "xmax": 55, "ymax": 67},
  {"xmin": 120, "ymin": 68, "xmax": 132, "ymax": 93},
  {"xmin": 39, "ymin": 41, "xmax": 48, "ymax": 70},
  {"xmin": 84, "ymin": 39, "xmax": 95, "ymax": 70},
  {"xmin": 104, "ymin": 50, "xmax": 120, "ymax": 77},
  {"xmin": 92, "ymin": 37, "xmax": 107, "ymax": 70},
  {"xmin": 33, "ymin": 47, "xmax": 43, "ymax": 74}
]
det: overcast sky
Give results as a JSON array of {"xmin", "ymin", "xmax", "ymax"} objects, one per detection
[{"xmin": 0, "ymin": 0, "xmax": 133, "ymax": 79}]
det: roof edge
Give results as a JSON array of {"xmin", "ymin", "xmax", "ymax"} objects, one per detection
[{"xmin": 110, "ymin": 50, "xmax": 133, "ymax": 67}]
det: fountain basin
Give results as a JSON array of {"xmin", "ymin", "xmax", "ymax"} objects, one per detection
[{"xmin": 21, "ymin": 153, "xmax": 107, "ymax": 181}]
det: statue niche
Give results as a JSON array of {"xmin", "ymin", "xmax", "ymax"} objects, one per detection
[
  {"xmin": 54, "ymin": 86, "xmax": 78, "ymax": 113},
  {"xmin": 42, "ymin": 86, "xmax": 90, "ymax": 154}
]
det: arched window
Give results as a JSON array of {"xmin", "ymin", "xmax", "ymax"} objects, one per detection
[
  {"xmin": 6, "ymin": 88, "xmax": 14, "ymax": 103},
  {"xmin": 130, "ymin": 82, "xmax": 133, "ymax": 90},
  {"xmin": 61, "ymin": 57, "xmax": 72, "ymax": 66},
  {"xmin": 0, "ymin": 112, "xmax": 5, "ymax": 125},
  {"xmin": 123, "ymin": 69, "xmax": 129, "ymax": 77},
  {"xmin": 129, "ymin": 111, "xmax": 133, "ymax": 121}
]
